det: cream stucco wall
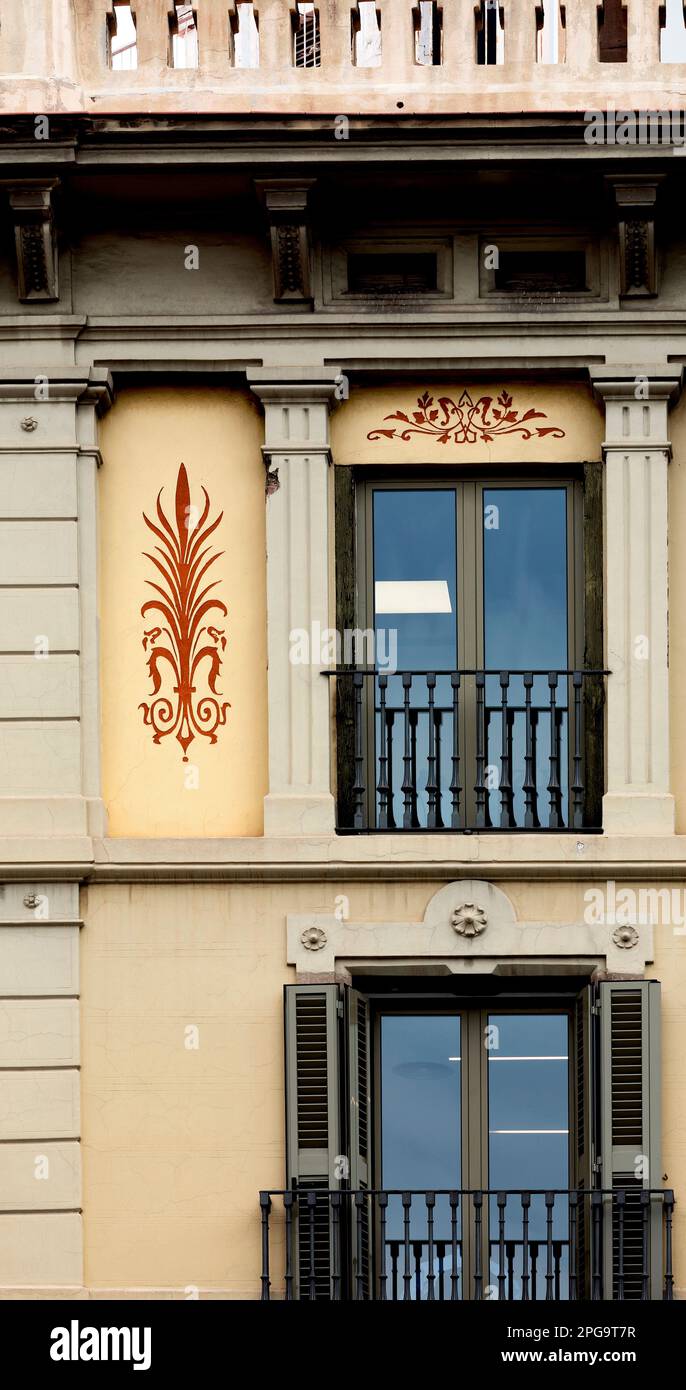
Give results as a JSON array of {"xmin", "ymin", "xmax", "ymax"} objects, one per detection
[
  {"xmin": 80, "ymin": 876, "xmax": 686, "ymax": 1297},
  {"xmin": 99, "ymin": 388, "xmax": 268, "ymax": 838},
  {"xmin": 669, "ymin": 393, "xmax": 686, "ymax": 835}
]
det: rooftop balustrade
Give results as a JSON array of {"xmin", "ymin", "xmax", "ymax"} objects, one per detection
[{"xmin": 1, "ymin": 0, "xmax": 685, "ymax": 116}]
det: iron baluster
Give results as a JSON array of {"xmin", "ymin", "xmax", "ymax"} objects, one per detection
[
  {"xmin": 591, "ymin": 1192, "xmax": 602, "ymax": 1300},
  {"xmin": 426, "ymin": 1191, "xmax": 436, "ymax": 1300},
  {"xmin": 402, "ymin": 1191, "xmax": 412, "ymax": 1300},
  {"xmin": 376, "ymin": 675, "xmax": 392, "ymax": 829},
  {"xmin": 474, "ymin": 674, "xmax": 489, "ymax": 828},
  {"xmin": 331, "ymin": 1191, "xmax": 341, "ymax": 1301},
  {"xmin": 571, "ymin": 671, "xmax": 584, "ymax": 828},
  {"xmin": 474, "ymin": 1191, "xmax": 484, "ymax": 1300},
  {"xmin": 450, "ymin": 1191, "xmax": 460, "ymax": 1301},
  {"xmin": 499, "ymin": 673, "xmax": 515, "ymax": 827},
  {"xmin": 547, "ymin": 672, "xmax": 564, "ymax": 827},
  {"xmin": 401, "ymin": 675, "xmax": 416, "ymax": 829},
  {"xmin": 450, "ymin": 672, "xmax": 462, "ymax": 826},
  {"xmin": 497, "ymin": 1192, "xmax": 507, "ymax": 1301},
  {"xmin": 378, "ymin": 1192, "xmax": 388, "ymax": 1301},
  {"xmin": 664, "ymin": 1190, "xmax": 675, "ymax": 1301},
  {"xmin": 568, "ymin": 1191, "xmax": 578, "ymax": 1301},
  {"xmin": 352, "ymin": 671, "xmax": 365, "ymax": 829},
  {"xmin": 545, "ymin": 1192, "xmax": 555, "ymax": 1300},
  {"xmin": 426, "ymin": 676, "xmax": 441, "ymax": 828},
  {"xmin": 284, "ymin": 1190, "xmax": 295, "ymax": 1302},
  {"xmin": 523, "ymin": 672, "xmax": 540, "ymax": 828},
  {"xmin": 259, "ymin": 1191, "xmax": 271, "ymax": 1301},
  {"xmin": 521, "ymin": 1193, "xmax": 531, "ymax": 1301}
]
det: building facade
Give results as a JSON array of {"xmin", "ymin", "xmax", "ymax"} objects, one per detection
[{"xmin": 0, "ymin": 0, "xmax": 685, "ymax": 1301}]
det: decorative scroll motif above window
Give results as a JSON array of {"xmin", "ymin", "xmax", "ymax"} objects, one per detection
[
  {"xmin": 139, "ymin": 464, "xmax": 229, "ymax": 762},
  {"xmin": 367, "ymin": 391, "xmax": 566, "ymax": 446}
]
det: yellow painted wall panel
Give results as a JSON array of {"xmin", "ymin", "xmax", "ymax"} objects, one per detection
[{"xmin": 99, "ymin": 388, "xmax": 267, "ymax": 837}]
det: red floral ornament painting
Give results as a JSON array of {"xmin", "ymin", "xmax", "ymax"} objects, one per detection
[
  {"xmin": 139, "ymin": 464, "xmax": 229, "ymax": 762},
  {"xmin": 367, "ymin": 390, "xmax": 565, "ymax": 446}
]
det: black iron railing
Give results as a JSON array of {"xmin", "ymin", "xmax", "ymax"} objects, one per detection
[
  {"xmin": 327, "ymin": 668, "xmax": 607, "ymax": 832},
  {"xmin": 259, "ymin": 1187, "xmax": 675, "ymax": 1302}
]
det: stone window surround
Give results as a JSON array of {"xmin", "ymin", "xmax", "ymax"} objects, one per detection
[
  {"xmin": 250, "ymin": 362, "xmax": 684, "ymax": 844},
  {"xmin": 287, "ymin": 878, "xmax": 654, "ymax": 979}
]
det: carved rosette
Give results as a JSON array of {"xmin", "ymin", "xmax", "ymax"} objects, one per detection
[
  {"xmin": 612, "ymin": 924, "xmax": 639, "ymax": 950},
  {"xmin": 301, "ymin": 925, "xmax": 327, "ymax": 952},
  {"xmin": 451, "ymin": 902, "xmax": 488, "ymax": 937}
]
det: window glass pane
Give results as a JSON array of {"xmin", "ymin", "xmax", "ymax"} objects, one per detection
[
  {"xmin": 372, "ymin": 490, "xmax": 457, "ymax": 828},
  {"xmin": 381, "ymin": 1014, "xmax": 461, "ymax": 1295},
  {"xmin": 488, "ymin": 1013, "xmax": 569, "ymax": 1298},
  {"xmin": 483, "ymin": 488, "xmax": 569, "ymax": 826}
]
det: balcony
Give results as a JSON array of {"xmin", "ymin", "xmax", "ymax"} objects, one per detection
[
  {"xmin": 259, "ymin": 1186, "xmax": 676, "ymax": 1301},
  {"xmin": 3, "ymin": 1, "xmax": 686, "ymax": 117},
  {"xmin": 330, "ymin": 667, "xmax": 606, "ymax": 833}
]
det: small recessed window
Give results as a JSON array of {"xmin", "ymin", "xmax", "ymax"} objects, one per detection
[
  {"xmin": 170, "ymin": 5, "xmax": 198, "ymax": 69},
  {"xmin": 231, "ymin": 2, "xmax": 260, "ymax": 68},
  {"xmin": 347, "ymin": 253, "xmax": 438, "ymax": 293},
  {"xmin": 109, "ymin": 3, "xmax": 137, "ymax": 70},
  {"xmin": 494, "ymin": 251, "xmax": 587, "ymax": 293},
  {"xmin": 294, "ymin": 3, "xmax": 321, "ymax": 67}
]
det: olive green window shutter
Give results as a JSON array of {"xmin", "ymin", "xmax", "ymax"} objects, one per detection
[
  {"xmin": 284, "ymin": 983, "xmax": 344, "ymax": 1298},
  {"xmin": 597, "ymin": 979, "xmax": 662, "ymax": 1299},
  {"xmin": 346, "ymin": 989, "xmax": 371, "ymax": 1297}
]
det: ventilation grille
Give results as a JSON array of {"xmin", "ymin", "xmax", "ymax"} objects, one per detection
[
  {"xmin": 494, "ymin": 251, "xmax": 587, "ymax": 293},
  {"xmin": 357, "ymin": 996, "xmax": 369, "ymax": 1162},
  {"xmin": 297, "ymin": 1179, "xmax": 332, "ymax": 1300},
  {"xmin": 296, "ymin": 992, "xmax": 329, "ymax": 1149},
  {"xmin": 610, "ymin": 990, "xmax": 643, "ymax": 1147},
  {"xmin": 347, "ymin": 253, "xmax": 438, "ymax": 294}
]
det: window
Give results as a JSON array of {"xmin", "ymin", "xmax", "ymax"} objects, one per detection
[
  {"xmin": 108, "ymin": 3, "xmax": 137, "ymax": 70},
  {"xmin": 476, "ymin": 0, "xmax": 504, "ymax": 65},
  {"xmin": 335, "ymin": 476, "xmax": 602, "ymax": 832},
  {"xmin": 414, "ymin": 0, "xmax": 442, "ymax": 65},
  {"xmin": 598, "ymin": 0, "xmax": 627, "ymax": 62},
  {"xmin": 294, "ymin": 3, "xmax": 321, "ymax": 67},
  {"xmin": 278, "ymin": 979, "xmax": 664, "ymax": 1300},
  {"xmin": 347, "ymin": 252, "xmax": 438, "ymax": 294},
  {"xmin": 493, "ymin": 251, "xmax": 587, "ymax": 294},
  {"xmin": 353, "ymin": 1, "xmax": 382, "ymax": 67},
  {"xmin": 231, "ymin": 1, "xmax": 260, "ymax": 68},
  {"xmin": 170, "ymin": 4, "xmax": 198, "ymax": 69}
]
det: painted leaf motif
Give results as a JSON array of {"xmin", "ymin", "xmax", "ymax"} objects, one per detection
[{"xmin": 140, "ymin": 465, "xmax": 229, "ymax": 761}]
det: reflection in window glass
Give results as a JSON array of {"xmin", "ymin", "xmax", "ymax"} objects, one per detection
[
  {"xmin": 381, "ymin": 1015, "xmax": 461, "ymax": 1297},
  {"xmin": 488, "ymin": 1013, "xmax": 569, "ymax": 1298},
  {"xmin": 483, "ymin": 488, "xmax": 568, "ymax": 826}
]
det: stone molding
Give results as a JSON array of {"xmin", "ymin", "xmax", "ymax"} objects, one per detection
[{"xmin": 287, "ymin": 878, "xmax": 654, "ymax": 977}]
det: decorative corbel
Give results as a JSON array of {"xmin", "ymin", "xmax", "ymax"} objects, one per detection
[
  {"xmin": 254, "ymin": 178, "xmax": 315, "ymax": 305},
  {"xmin": 607, "ymin": 176, "xmax": 663, "ymax": 298},
  {"xmin": 4, "ymin": 179, "xmax": 60, "ymax": 302}
]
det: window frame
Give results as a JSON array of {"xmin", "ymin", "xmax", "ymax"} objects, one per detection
[{"xmin": 352, "ymin": 469, "xmax": 585, "ymax": 830}]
